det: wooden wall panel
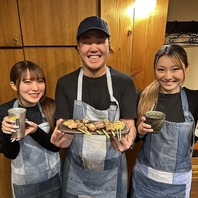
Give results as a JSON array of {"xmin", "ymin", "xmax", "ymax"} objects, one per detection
[
  {"xmin": 101, "ymin": 0, "xmax": 134, "ymax": 74},
  {"xmin": 191, "ymin": 158, "xmax": 198, "ymax": 182},
  {"xmin": 0, "ymin": 156, "xmax": 12, "ymax": 198},
  {"xmin": 0, "ymin": 49, "xmax": 24, "ymax": 104},
  {"xmin": 0, "ymin": 0, "xmax": 22, "ymax": 46},
  {"xmin": 18, "ymin": 0, "xmax": 99, "ymax": 46},
  {"xmin": 24, "ymin": 47, "xmax": 82, "ymax": 99},
  {"xmin": 131, "ymin": 0, "xmax": 169, "ymax": 91}
]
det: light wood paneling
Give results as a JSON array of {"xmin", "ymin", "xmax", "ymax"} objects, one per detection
[
  {"xmin": 195, "ymin": 142, "xmax": 198, "ymax": 150},
  {"xmin": 101, "ymin": 0, "xmax": 134, "ymax": 74},
  {"xmin": 18, "ymin": 0, "xmax": 99, "ymax": 46},
  {"xmin": 24, "ymin": 47, "xmax": 82, "ymax": 99},
  {"xmin": 0, "ymin": 0, "xmax": 22, "ymax": 46},
  {"xmin": 0, "ymin": 155, "xmax": 12, "ymax": 198},
  {"xmin": 191, "ymin": 157, "xmax": 198, "ymax": 182},
  {"xmin": 0, "ymin": 49, "xmax": 24, "ymax": 104},
  {"xmin": 131, "ymin": 0, "xmax": 169, "ymax": 91},
  {"xmin": 191, "ymin": 157, "xmax": 198, "ymax": 197}
]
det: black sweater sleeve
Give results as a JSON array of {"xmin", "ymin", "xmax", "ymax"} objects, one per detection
[
  {"xmin": 0, "ymin": 99, "xmax": 19, "ymax": 159},
  {"xmin": 1, "ymin": 127, "xmax": 60, "ymax": 159},
  {"xmin": 29, "ymin": 127, "xmax": 60, "ymax": 152},
  {"xmin": 1, "ymin": 133, "xmax": 20, "ymax": 159}
]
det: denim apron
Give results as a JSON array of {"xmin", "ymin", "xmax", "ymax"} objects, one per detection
[
  {"xmin": 131, "ymin": 88, "xmax": 195, "ymax": 198},
  {"xmin": 62, "ymin": 67, "xmax": 128, "ymax": 198},
  {"xmin": 11, "ymin": 100, "xmax": 62, "ymax": 198}
]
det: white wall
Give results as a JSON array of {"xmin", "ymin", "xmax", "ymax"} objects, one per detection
[
  {"xmin": 183, "ymin": 47, "xmax": 198, "ymax": 89},
  {"xmin": 167, "ymin": 0, "xmax": 198, "ymax": 89},
  {"xmin": 167, "ymin": 0, "xmax": 198, "ymax": 21}
]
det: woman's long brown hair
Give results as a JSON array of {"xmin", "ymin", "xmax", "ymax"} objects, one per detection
[{"xmin": 10, "ymin": 61, "xmax": 55, "ymax": 130}]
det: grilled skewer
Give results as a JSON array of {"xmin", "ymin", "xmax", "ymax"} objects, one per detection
[
  {"xmin": 113, "ymin": 121, "xmax": 125, "ymax": 141},
  {"xmin": 62, "ymin": 118, "xmax": 126, "ymax": 139}
]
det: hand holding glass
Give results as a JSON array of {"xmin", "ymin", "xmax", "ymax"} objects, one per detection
[
  {"xmin": 8, "ymin": 108, "xmax": 26, "ymax": 140},
  {"xmin": 144, "ymin": 111, "xmax": 166, "ymax": 134}
]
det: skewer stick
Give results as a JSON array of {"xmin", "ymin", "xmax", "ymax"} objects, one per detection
[
  {"xmin": 119, "ymin": 129, "xmax": 122, "ymax": 141},
  {"xmin": 116, "ymin": 129, "xmax": 122, "ymax": 141},
  {"xmin": 96, "ymin": 130, "xmax": 102, "ymax": 134},
  {"xmin": 77, "ymin": 128, "xmax": 88, "ymax": 134},
  {"xmin": 102, "ymin": 129, "xmax": 110, "ymax": 138},
  {"xmin": 111, "ymin": 130, "xmax": 115, "ymax": 136},
  {"xmin": 116, "ymin": 130, "xmax": 119, "ymax": 140},
  {"xmin": 85, "ymin": 130, "xmax": 92, "ymax": 136}
]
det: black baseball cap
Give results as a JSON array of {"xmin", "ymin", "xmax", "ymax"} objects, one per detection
[{"xmin": 76, "ymin": 16, "xmax": 110, "ymax": 40}]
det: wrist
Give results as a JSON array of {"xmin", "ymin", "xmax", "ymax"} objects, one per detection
[
  {"xmin": 137, "ymin": 131, "xmax": 146, "ymax": 138},
  {"xmin": 32, "ymin": 126, "xmax": 38, "ymax": 133},
  {"xmin": 129, "ymin": 139, "xmax": 135, "ymax": 150}
]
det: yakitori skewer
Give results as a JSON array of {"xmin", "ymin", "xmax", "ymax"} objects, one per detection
[{"xmin": 62, "ymin": 118, "xmax": 126, "ymax": 140}]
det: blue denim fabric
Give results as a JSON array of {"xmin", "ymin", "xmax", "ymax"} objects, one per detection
[
  {"xmin": 131, "ymin": 88, "xmax": 195, "ymax": 198},
  {"xmin": 11, "ymin": 100, "xmax": 62, "ymax": 197},
  {"xmin": 62, "ymin": 68, "xmax": 127, "ymax": 198},
  {"xmin": 138, "ymin": 120, "xmax": 192, "ymax": 172},
  {"xmin": 63, "ymin": 152, "xmax": 127, "ymax": 198},
  {"xmin": 13, "ymin": 173, "xmax": 62, "ymax": 198},
  {"xmin": 132, "ymin": 170, "xmax": 186, "ymax": 198}
]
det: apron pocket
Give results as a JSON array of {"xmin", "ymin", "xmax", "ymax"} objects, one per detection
[
  {"xmin": 67, "ymin": 161, "xmax": 117, "ymax": 197},
  {"xmin": 13, "ymin": 173, "xmax": 62, "ymax": 198},
  {"xmin": 133, "ymin": 170, "xmax": 186, "ymax": 198}
]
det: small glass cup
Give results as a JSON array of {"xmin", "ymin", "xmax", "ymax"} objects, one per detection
[{"xmin": 144, "ymin": 111, "xmax": 166, "ymax": 134}]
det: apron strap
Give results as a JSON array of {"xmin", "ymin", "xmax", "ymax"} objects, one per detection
[
  {"xmin": 180, "ymin": 87, "xmax": 189, "ymax": 112},
  {"xmin": 77, "ymin": 68, "xmax": 83, "ymax": 100}
]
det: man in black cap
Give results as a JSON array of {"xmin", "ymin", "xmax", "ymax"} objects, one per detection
[{"xmin": 51, "ymin": 16, "xmax": 137, "ymax": 198}]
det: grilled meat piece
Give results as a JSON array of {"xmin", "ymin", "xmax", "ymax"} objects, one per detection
[
  {"xmin": 86, "ymin": 123, "xmax": 97, "ymax": 131},
  {"xmin": 104, "ymin": 118, "xmax": 115, "ymax": 131},
  {"xmin": 93, "ymin": 121, "xmax": 105, "ymax": 129},
  {"xmin": 63, "ymin": 119, "xmax": 77, "ymax": 129}
]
